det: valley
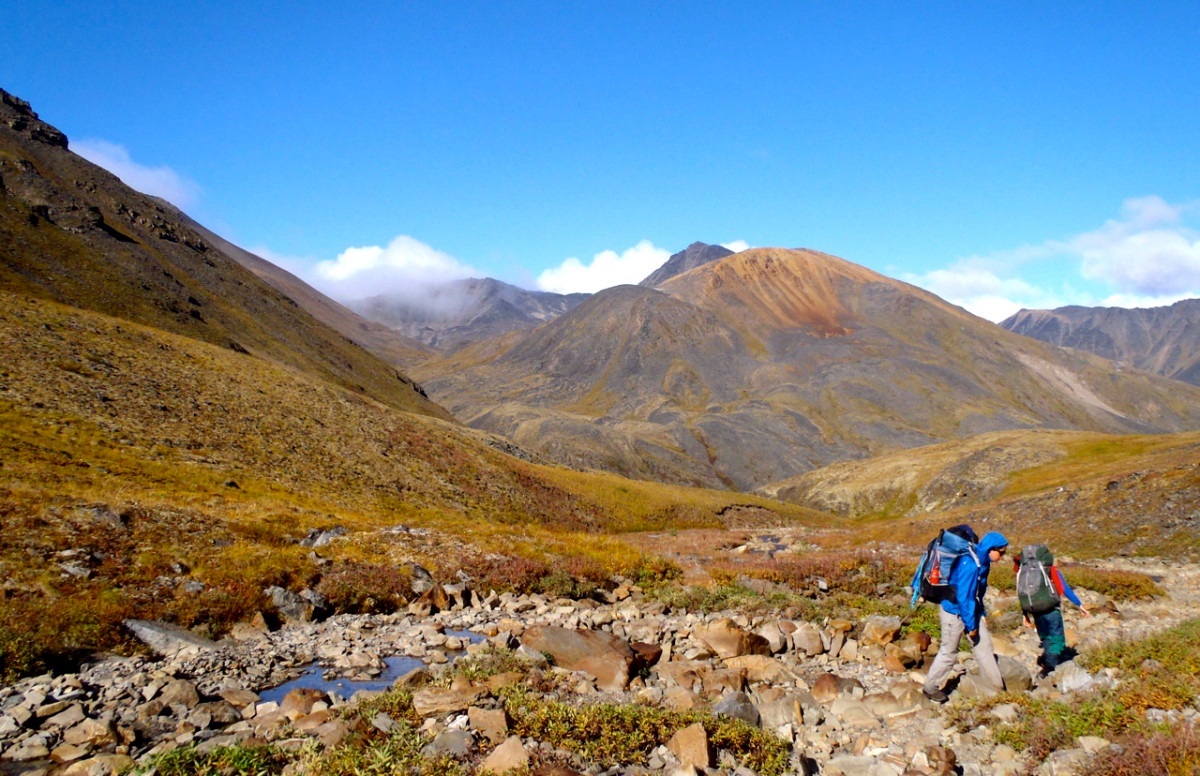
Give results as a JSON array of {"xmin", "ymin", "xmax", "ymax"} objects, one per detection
[{"xmin": 2, "ymin": 86, "xmax": 1200, "ymax": 774}]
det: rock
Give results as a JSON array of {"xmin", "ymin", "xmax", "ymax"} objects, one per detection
[
  {"xmin": 1052, "ymin": 662, "xmax": 1095, "ymax": 693},
  {"xmin": 711, "ymin": 691, "xmax": 760, "ymax": 727},
  {"xmin": 412, "ymin": 686, "xmax": 489, "ymax": 718},
  {"xmin": 480, "ymin": 735, "xmax": 530, "ymax": 774},
  {"xmin": 997, "ymin": 655, "xmax": 1033, "ymax": 693},
  {"xmin": 158, "ymin": 678, "xmax": 201, "ymax": 709},
  {"xmin": 520, "ymin": 625, "xmax": 635, "ymax": 692},
  {"xmin": 50, "ymin": 743, "xmax": 89, "ymax": 764},
  {"xmin": 792, "ymin": 623, "xmax": 826, "ymax": 656},
  {"xmin": 278, "ymin": 688, "xmax": 328, "ymax": 720},
  {"xmin": 468, "ymin": 706, "xmax": 509, "ymax": 744},
  {"xmin": 122, "ymin": 619, "xmax": 216, "ymax": 657},
  {"xmin": 694, "ymin": 619, "xmax": 772, "ymax": 659},
  {"xmin": 955, "ymin": 672, "xmax": 1002, "ymax": 701},
  {"xmin": 722, "ymin": 655, "xmax": 798, "ymax": 685},
  {"xmin": 409, "ymin": 584, "xmax": 451, "ymax": 616},
  {"xmin": 859, "ymin": 615, "xmax": 901, "ymax": 647},
  {"xmin": 667, "ymin": 722, "xmax": 712, "ymax": 768},
  {"xmin": 58, "ymin": 754, "xmax": 134, "ymax": 775},
  {"xmin": 662, "ymin": 686, "xmax": 705, "ymax": 710},
  {"xmin": 422, "ymin": 728, "xmax": 475, "ymax": 759},
  {"xmin": 264, "ymin": 586, "xmax": 317, "ymax": 623},
  {"xmin": 757, "ymin": 695, "xmax": 803, "ymax": 730},
  {"xmin": 62, "ymin": 718, "xmax": 118, "ymax": 748}
]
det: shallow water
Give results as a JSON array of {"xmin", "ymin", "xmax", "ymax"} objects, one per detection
[{"xmin": 259, "ymin": 629, "xmax": 483, "ymax": 704}]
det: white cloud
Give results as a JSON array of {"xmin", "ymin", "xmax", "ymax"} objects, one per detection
[
  {"xmin": 309, "ymin": 235, "xmax": 479, "ymax": 302},
  {"xmin": 536, "ymin": 240, "xmax": 671, "ymax": 293},
  {"xmin": 906, "ymin": 261, "xmax": 1060, "ymax": 323},
  {"xmin": 72, "ymin": 139, "xmax": 200, "ymax": 209},
  {"xmin": 722, "ymin": 240, "xmax": 751, "ymax": 253},
  {"xmin": 1067, "ymin": 196, "xmax": 1200, "ymax": 295},
  {"xmin": 908, "ymin": 196, "xmax": 1200, "ymax": 322}
]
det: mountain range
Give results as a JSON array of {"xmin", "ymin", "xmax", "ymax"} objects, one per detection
[
  {"xmin": 403, "ymin": 247, "xmax": 1200, "ymax": 491},
  {"xmin": 6, "ymin": 84, "xmax": 1200, "ymax": 510},
  {"xmin": 1001, "ymin": 301, "xmax": 1200, "ymax": 386}
]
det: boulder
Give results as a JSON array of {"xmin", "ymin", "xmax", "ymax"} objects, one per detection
[
  {"xmin": 792, "ymin": 623, "xmax": 826, "ymax": 656},
  {"xmin": 722, "ymin": 655, "xmax": 798, "ymax": 685},
  {"xmin": 693, "ymin": 619, "xmax": 772, "ymax": 659},
  {"xmin": 859, "ymin": 615, "xmax": 901, "ymax": 647},
  {"xmin": 123, "ymin": 619, "xmax": 216, "ymax": 657},
  {"xmin": 520, "ymin": 625, "xmax": 634, "ymax": 692},
  {"xmin": 412, "ymin": 686, "xmax": 489, "ymax": 718},
  {"xmin": 469, "ymin": 706, "xmax": 509, "ymax": 744},
  {"xmin": 667, "ymin": 722, "xmax": 712, "ymax": 769},
  {"xmin": 711, "ymin": 691, "xmax": 760, "ymax": 727},
  {"xmin": 480, "ymin": 735, "xmax": 530, "ymax": 774},
  {"xmin": 997, "ymin": 655, "xmax": 1033, "ymax": 693}
]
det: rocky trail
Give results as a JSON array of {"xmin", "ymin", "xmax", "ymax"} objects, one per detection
[{"xmin": 2, "ymin": 550, "xmax": 1199, "ymax": 776}]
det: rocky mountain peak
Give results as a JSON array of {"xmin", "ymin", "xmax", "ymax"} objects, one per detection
[
  {"xmin": 639, "ymin": 241, "xmax": 734, "ymax": 288},
  {"xmin": 1, "ymin": 88, "xmax": 68, "ymax": 148}
]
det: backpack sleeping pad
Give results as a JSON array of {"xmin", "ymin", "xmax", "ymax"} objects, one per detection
[{"xmin": 1016, "ymin": 544, "xmax": 1061, "ymax": 615}]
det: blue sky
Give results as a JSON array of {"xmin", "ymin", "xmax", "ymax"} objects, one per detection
[{"xmin": 5, "ymin": 2, "xmax": 1199, "ymax": 321}]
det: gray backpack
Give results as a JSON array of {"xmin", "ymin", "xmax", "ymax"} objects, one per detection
[{"xmin": 1016, "ymin": 544, "xmax": 1061, "ymax": 615}]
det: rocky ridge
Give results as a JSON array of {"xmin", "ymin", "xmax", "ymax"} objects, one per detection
[{"xmin": 2, "ymin": 556, "xmax": 1197, "ymax": 776}]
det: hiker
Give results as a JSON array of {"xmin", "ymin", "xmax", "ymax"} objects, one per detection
[
  {"xmin": 922, "ymin": 531, "xmax": 1009, "ymax": 703},
  {"xmin": 1014, "ymin": 544, "xmax": 1091, "ymax": 674}
]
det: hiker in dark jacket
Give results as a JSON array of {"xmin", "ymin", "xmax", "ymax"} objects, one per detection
[
  {"xmin": 1014, "ymin": 547, "xmax": 1091, "ymax": 674},
  {"xmin": 922, "ymin": 531, "xmax": 1009, "ymax": 703}
]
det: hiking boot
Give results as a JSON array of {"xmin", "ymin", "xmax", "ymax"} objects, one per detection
[{"xmin": 922, "ymin": 687, "xmax": 950, "ymax": 704}]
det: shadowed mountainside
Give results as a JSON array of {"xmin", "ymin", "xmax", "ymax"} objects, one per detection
[
  {"xmin": 171, "ymin": 209, "xmax": 436, "ymax": 370},
  {"xmin": 0, "ymin": 88, "xmax": 446, "ymax": 419},
  {"xmin": 412, "ymin": 248, "xmax": 1200, "ymax": 491},
  {"xmin": 1001, "ymin": 300, "xmax": 1200, "ymax": 386}
]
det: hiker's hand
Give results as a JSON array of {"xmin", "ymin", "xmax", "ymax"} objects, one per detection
[
  {"xmin": 1023, "ymin": 616, "xmax": 1032, "ymax": 628},
  {"xmin": 1080, "ymin": 606, "xmax": 1091, "ymax": 618},
  {"xmin": 967, "ymin": 629, "xmax": 979, "ymax": 643}
]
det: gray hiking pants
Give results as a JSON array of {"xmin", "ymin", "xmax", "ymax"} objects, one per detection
[{"xmin": 923, "ymin": 608, "xmax": 1004, "ymax": 693}]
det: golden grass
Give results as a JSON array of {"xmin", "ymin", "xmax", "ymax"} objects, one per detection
[{"xmin": 0, "ymin": 290, "xmax": 836, "ymax": 678}]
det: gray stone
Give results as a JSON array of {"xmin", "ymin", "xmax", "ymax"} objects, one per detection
[{"xmin": 122, "ymin": 620, "xmax": 216, "ymax": 657}]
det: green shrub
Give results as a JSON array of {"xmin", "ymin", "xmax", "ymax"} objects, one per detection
[
  {"xmin": 501, "ymin": 688, "xmax": 791, "ymax": 776},
  {"xmin": 1088, "ymin": 721, "xmax": 1200, "ymax": 776},
  {"xmin": 1059, "ymin": 565, "xmax": 1163, "ymax": 600},
  {"xmin": 315, "ymin": 561, "xmax": 413, "ymax": 614},
  {"xmin": 1081, "ymin": 619, "xmax": 1200, "ymax": 677},
  {"xmin": 143, "ymin": 742, "xmax": 299, "ymax": 775}
]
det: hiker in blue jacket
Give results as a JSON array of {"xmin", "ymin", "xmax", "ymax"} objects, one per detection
[{"xmin": 922, "ymin": 531, "xmax": 1009, "ymax": 703}]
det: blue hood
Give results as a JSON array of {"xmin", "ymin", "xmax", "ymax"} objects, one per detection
[{"xmin": 978, "ymin": 532, "xmax": 1009, "ymax": 559}]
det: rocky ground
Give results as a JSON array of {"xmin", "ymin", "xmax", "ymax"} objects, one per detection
[{"xmin": 2, "ymin": 556, "xmax": 1199, "ymax": 776}]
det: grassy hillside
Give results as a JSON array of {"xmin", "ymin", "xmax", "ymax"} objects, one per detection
[
  {"xmin": 0, "ymin": 290, "xmax": 832, "ymax": 678},
  {"xmin": 781, "ymin": 428, "xmax": 1200, "ymax": 560}
]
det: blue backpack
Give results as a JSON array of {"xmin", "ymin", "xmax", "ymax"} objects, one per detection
[{"xmin": 910, "ymin": 524, "xmax": 979, "ymax": 608}]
